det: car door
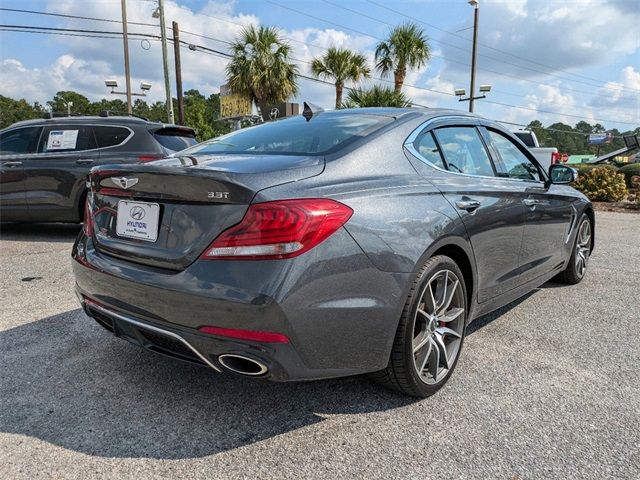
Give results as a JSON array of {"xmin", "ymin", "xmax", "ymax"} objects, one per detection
[
  {"xmin": 0, "ymin": 125, "xmax": 42, "ymax": 220},
  {"xmin": 406, "ymin": 118, "xmax": 527, "ymax": 303},
  {"xmin": 24, "ymin": 124, "xmax": 100, "ymax": 221},
  {"xmin": 483, "ymin": 126, "xmax": 574, "ymax": 284}
]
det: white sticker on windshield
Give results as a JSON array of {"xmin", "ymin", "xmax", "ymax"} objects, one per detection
[{"xmin": 47, "ymin": 130, "xmax": 79, "ymax": 150}]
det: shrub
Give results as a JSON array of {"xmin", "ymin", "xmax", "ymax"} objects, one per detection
[
  {"xmin": 573, "ymin": 167, "xmax": 627, "ymax": 202},
  {"xmin": 572, "ymin": 163, "xmax": 618, "ymax": 177},
  {"xmin": 618, "ymin": 163, "xmax": 640, "ymax": 188}
]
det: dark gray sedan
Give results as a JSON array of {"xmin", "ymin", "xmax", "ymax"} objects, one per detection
[{"xmin": 72, "ymin": 107, "xmax": 593, "ymax": 397}]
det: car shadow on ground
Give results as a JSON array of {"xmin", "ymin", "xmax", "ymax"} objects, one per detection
[
  {"xmin": 1, "ymin": 286, "xmax": 549, "ymax": 460},
  {"xmin": 0, "ymin": 222, "xmax": 81, "ymax": 243},
  {"xmin": 0, "ymin": 308, "xmax": 414, "ymax": 460}
]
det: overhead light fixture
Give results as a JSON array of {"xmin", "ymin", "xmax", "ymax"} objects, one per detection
[
  {"xmin": 454, "ymin": 88, "xmax": 466, "ymax": 97},
  {"xmin": 479, "ymin": 84, "xmax": 492, "ymax": 93},
  {"xmin": 105, "ymin": 79, "xmax": 118, "ymax": 88},
  {"xmin": 140, "ymin": 82, "xmax": 152, "ymax": 91}
]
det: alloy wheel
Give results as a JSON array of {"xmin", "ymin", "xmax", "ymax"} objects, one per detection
[
  {"xmin": 575, "ymin": 219, "xmax": 592, "ymax": 278},
  {"xmin": 412, "ymin": 269, "xmax": 465, "ymax": 385}
]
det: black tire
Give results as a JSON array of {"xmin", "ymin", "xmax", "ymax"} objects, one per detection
[
  {"xmin": 556, "ymin": 213, "xmax": 592, "ymax": 285},
  {"xmin": 371, "ymin": 255, "xmax": 468, "ymax": 397}
]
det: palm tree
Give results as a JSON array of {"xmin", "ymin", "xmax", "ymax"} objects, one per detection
[
  {"xmin": 344, "ymin": 85, "xmax": 412, "ymax": 108},
  {"xmin": 310, "ymin": 47, "xmax": 371, "ymax": 109},
  {"xmin": 226, "ymin": 25, "xmax": 299, "ymax": 105},
  {"xmin": 375, "ymin": 23, "xmax": 431, "ymax": 93}
]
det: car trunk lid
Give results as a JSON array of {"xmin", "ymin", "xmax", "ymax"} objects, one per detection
[{"xmin": 87, "ymin": 154, "xmax": 323, "ymax": 270}]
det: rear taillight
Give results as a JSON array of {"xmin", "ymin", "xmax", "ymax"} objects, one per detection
[
  {"xmin": 551, "ymin": 152, "xmax": 560, "ymax": 164},
  {"xmin": 200, "ymin": 198, "xmax": 353, "ymax": 260},
  {"xmin": 138, "ymin": 154, "xmax": 165, "ymax": 163},
  {"xmin": 83, "ymin": 195, "xmax": 93, "ymax": 236}
]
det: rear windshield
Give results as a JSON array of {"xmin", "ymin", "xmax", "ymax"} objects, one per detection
[
  {"xmin": 180, "ymin": 113, "xmax": 393, "ymax": 156},
  {"xmin": 153, "ymin": 129, "xmax": 197, "ymax": 152}
]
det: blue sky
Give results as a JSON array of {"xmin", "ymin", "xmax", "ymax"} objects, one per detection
[{"xmin": 1, "ymin": 0, "xmax": 638, "ymax": 131}]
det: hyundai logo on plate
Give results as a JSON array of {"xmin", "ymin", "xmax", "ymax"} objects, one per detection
[{"xmin": 129, "ymin": 206, "xmax": 146, "ymax": 220}]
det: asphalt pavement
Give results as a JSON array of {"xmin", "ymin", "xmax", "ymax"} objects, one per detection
[{"xmin": 0, "ymin": 211, "xmax": 638, "ymax": 479}]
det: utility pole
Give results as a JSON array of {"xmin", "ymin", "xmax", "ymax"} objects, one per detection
[
  {"xmin": 172, "ymin": 21, "xmax": 184, "ymax": 125},
  {"xmin": 121, "ymin": 0, "xmax": 133, "ymax": 114},
  {"xmin": 158, "ymin": 0, "xmax": 175, "ymax": 124},
  {"xmin": 468, "ymin": 0, "xmax": 480, "ymax": 113}
]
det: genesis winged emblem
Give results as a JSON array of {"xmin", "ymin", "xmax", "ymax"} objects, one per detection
[{"xmin": 110, "ymin": 177, "xmax": 139, "ymax": 189}]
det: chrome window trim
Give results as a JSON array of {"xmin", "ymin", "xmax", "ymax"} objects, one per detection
[
  {"xmin": 404, "ymin": 116, "xmax": 547, "ymax": 186},
  {"xmin": 85, "ymin": 300, "xmax": 222, "ymax": 373}
]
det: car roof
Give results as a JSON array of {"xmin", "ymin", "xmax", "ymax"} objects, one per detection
[
  {"xmin": 315, "ymin": 106, "xmax": 480, "ymax": 121},
  {"xmin": 4, "ymin": 115, "xmax": 185, "ymax": 130}
]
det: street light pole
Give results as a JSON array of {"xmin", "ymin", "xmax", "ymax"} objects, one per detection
[
  {"xmin": 468, "ymin": 0, "xmax": 479, "ymax": 113},
  {"xmin": 121, "ymin": 0, "xmax": 133, "ymax": 114},
  {"xmin": 158, "ymin": 0, "xmax": 175, "ymax": 124}
]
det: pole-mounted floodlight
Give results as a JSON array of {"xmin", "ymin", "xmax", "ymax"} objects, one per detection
[
  {"xmin": 479, "ymin": 85, "xmax": 492, "ymax": 93},
  {"xmin": 455, "ymin": 88, "xmax": 466, "ymax": 97},
  {"xmin": 106, "ymin": 79, "xmax": 151, "ymax": 99},
  {"xmin": 468, "ymin": 0, "xmax": 479, "ymax": 7}
]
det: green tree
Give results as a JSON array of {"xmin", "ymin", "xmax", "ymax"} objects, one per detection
[
  {"xmin": 344, "ymin": 85, "xmax": 411, "ymax": 108},
  {"xmin": 226, "ymin": 25, "xmax": 298, "ymax": 104},
  {"xmin": 0, "ymin": 95, "xmax": 42, "ymax": 128},
  {"xmin": 47, "ymin": 91, "xmax": 91, "ymax": 115},
  {"xmin": 375, "ymin": 22, "xmax": 431, "ymax": 93},
  {"xmin": 310, "ymin": 47, "xmax": 370, "ymax": 109}
]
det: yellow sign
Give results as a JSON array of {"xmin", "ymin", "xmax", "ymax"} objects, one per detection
[{"xmin": 220, "ymin": 92, "xmax": 252, "ymax": 119}]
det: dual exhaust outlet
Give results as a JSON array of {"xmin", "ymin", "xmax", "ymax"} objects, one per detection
[{"xmin": 218, "ymin": 353, "xmax": 268, "ymax": 376}]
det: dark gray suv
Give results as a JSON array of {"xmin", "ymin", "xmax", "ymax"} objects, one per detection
[{"xmin": 0, "ymin": 114, "xmax": 196, "ymax": 223}]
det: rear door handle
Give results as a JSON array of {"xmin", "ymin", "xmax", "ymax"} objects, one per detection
[
  {"xmin": 455, "ymin": 199, "xmax": 481, "ymax": 212},
  {"xmin": 76, "ymin": 159, "xmax": 94, "ymax": 165},
  {"xmin": 3, "ymin": 161, "xmax": 22, "ymax": 168},
  {"xmin": 523, "ymin": 198, "xmax": 540, "ymax": 207}
]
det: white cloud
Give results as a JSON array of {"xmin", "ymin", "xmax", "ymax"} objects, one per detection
[
  {"xmin": 440, "ymin": 0, "xmax": 640, "ymax": 79},
  {"xmin": 589, "ymin": 65, "xmax": 640, "ymax": 125}
]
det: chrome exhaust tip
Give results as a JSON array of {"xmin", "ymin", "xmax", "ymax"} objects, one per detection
[{"xmin": 218, "ymin": 354, "xmax": 268, "ymax": 376}]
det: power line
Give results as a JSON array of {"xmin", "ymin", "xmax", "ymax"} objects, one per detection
[
  {"xmin": 189, "ymin": 7, "xmax": 627, "ymax": 101},
  {"xmin": 323, "ymin": 0, "xmax": 640, "ymax": 95},
  {"xmin": 0, "ymin": 6, "xmax": 233, "ymax": 48},
  {"xmin": 364, "ymin": 0, "xmax": 640, "ymax": 93},
  {"xmin": 266, "ymin": 0, "xmax": 639, "ymax": 98},
  {"xmin": 7, "ymin": 4, "xmax": 632, "ymax": 101},
  {"xmin": 1, "ymin": 23, "xmax": 638, "ymax": 127}
]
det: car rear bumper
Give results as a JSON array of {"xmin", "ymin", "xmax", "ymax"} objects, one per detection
[{"xmin": 72, "ymin": 230, "xmax": 411, "ymax": 381}]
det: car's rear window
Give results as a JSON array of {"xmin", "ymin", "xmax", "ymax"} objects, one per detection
[
  {"xmin": 153, "ymin": 129, "xmax": 197, "ymax": 152},
  {"xmin": 180, "ymin": 113, "xmax": 393, "ymax": 156}
]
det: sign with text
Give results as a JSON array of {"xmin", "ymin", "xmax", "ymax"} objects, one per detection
[{"xmin": 220, "ymin": 84, "xmax": 253, "ymax": 119}]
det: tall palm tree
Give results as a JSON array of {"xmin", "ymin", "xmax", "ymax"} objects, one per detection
[
  {"xmin": 310, "ymin": 47, "xmax": 371, "ymax": 109},
  {"xmin": 374, "ymin": 23, "xmax": 431, "ymax": 93},
  {"xmin": 344, "ymin": 85, "xmax": 412, "ymax": 108},
  {"xmin": 226, "ymin": 25, "xmax": 299, "ymax": 105}
]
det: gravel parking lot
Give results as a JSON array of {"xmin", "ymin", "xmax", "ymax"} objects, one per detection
[{"xmin": 1, "ymin": 211, "xmax": 638, "ymax": 479}]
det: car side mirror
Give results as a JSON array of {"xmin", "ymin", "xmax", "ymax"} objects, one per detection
[{"xmin": 548, "ymin": 164, "xmax": 578, "ymax": 185}]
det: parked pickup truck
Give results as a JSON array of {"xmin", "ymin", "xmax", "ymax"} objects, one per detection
[{"xmin": 512, "ymin": 130, "xmax": 559, "ymax": 171}]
